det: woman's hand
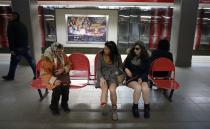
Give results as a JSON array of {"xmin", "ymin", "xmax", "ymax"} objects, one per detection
[
  {"xmin": 125, "ymin": 68, "xmax": 132, "ymax": 77},
  {"xmin": 100, "ymin": 77, "xmax": 106, "ymax": 86},
  {"xmin": 54, "ymin": 68, "xmax": 65, "ymax": 75},
  {"xmin": 138, "ymin": 78, "xmax": 142, "ymax": 83},
  {"xmin": 54, "ymin": 80, "xmax": 61, "ymax": 86}
]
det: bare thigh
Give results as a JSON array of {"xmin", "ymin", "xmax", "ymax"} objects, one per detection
[{"xmin": 127, "ymin": 81, "xmax": 141, "ymax": 89}]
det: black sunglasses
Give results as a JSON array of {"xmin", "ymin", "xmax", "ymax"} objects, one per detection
[{"xmin": 134, "ymin": 47, "xmax": 140, "ymax": 50}]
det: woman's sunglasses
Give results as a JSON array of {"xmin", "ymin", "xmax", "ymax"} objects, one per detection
[{"xmin": 134, "ymin": 47, "xmax": 140, "ymax": 51}]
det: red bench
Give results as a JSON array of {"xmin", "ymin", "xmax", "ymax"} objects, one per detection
[{"xmin": 31, "ymin": 53, "xmax": 91, "ymax": 100}]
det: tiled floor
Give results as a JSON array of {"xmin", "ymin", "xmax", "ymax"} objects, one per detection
[{"xmin": 0, "ymin": 54, "xmax": 210, "ymax": 129}]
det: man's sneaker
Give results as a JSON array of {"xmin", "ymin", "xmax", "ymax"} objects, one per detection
[
  {"xmin": 112, "ymin": 107, "xmax": 118, "ymax": 121},
  {"xmin": 101, "ymin": 104, "xmax": 109, "ymax": 116},
  {"xmin": 2, "ymin": 76, "xmax": 14, "ymax": 81}
]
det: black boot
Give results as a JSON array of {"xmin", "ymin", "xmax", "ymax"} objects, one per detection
[
  {"xmin": 61, "ymin": 86, "xmax": 70, "ymax": 112},
  {"xmin": 144, "ymin": 104, "xmax": 150, "ymax": 119},
  {"xmin": 132, "ymin": 104, "xmax": 139, "ymax": 118}
]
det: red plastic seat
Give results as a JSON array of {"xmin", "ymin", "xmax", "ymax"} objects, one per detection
[
  {"xmin": 68, "ymin": 53, "xmax": 91, "ymax": 89},
  {"xmin": 149, "ymin": 57, "xmax": 180, "ymax": 101},
  {"xmin": 31, "ymin": 59, "xmax": 49, "ymax": 100}
]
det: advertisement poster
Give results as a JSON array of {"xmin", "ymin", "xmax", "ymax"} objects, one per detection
[{"xmin": 66, "ymin": 15, "xmax": 108, "ymax": 43}]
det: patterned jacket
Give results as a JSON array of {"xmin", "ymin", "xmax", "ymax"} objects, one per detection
[{"xmin": 39, "ymin": 53, "xmax": 71, "ymax": 90}]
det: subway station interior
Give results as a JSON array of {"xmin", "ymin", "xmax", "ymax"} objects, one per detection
[{"xmin": 1, "ymin": 0, "xmax": 210, "ymax": 129}]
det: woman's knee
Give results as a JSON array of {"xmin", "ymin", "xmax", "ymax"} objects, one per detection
[
  {"xmin": 128, "ymin": 81, "xmax": 140, "ymax": 89},
  {"xmin": 141, "ymin": 82, "xmax": 149, "ymax": 89},
  {"xmin": 141, "ymin": 83, "xmax": 150, "ymax": 94}
]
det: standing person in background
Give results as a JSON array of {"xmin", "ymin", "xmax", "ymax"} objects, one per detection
[
  {"xmin": 2, "ymin": 12, "xmax": 36, "ymax": 81},
  {"xmin": 96, "ymin": 41, "xmax": 123, "ymax": 121},
  {"xmin": 40, "ymin": 42, "xmax": 71, "ymax": 115},
  {"xmin": 123, "ymin": 41, "xmax": 151, "ymax": 118}
]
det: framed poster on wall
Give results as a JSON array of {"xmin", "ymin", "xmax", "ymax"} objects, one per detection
[{"xmin": 65, "ymin": 14, "xmax": 109, "ymax": 43}]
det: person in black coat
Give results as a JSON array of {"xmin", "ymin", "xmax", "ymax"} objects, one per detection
[
  {"xmin": 150, "ymin": 39, "xmax": 173, "ymax": 77},
  {"xmin": 2, "ymin": 12, "xmax": 36, "ymax": 81},
  {"xmin": 123, "ymin": 41, "xmax": 150, "ymax": 119}
]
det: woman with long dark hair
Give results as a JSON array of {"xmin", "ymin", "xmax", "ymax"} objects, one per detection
[
  {"xmin": 123, "ymin": 41, "xmax": 150, "ymax": 118},
  {"xmin": 96, "ymin": 41, "xmax": 122, "ymax": 121}
]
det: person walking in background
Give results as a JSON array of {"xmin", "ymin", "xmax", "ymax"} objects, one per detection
[
  {"xmin": 40, "ymin": 42, "xmax": 71, "ymax": 115},
  {"xmin": 123, "ymin": 41, "xmax": 151, "ymax": 118},
  {"xmin": 96, "ymin": 41, "xmax": 123, "ymax": 121},
  {"xmin": 2, "ymin": 12, "xmax": 36, "ymax": 81}
]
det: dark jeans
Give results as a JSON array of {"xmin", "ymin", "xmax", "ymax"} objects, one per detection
[
  {"xmin": 50, "ymin": 85, "xmax": 69, "ymax": 109},
  {"xmin": 7, "ymin": 48, "xmax": 36, "ymax": 79}
]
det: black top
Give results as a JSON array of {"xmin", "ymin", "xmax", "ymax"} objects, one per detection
[
  {"xmin": 123, "ymin": 56, "xmax": 150, "ymax": 81},
  {"xmin": 150, "ymin": 49, "xmax": 173, "ymax": 77},
  {"xmin": 150, "ymin": 49, "xmax": 173, "ymax": 63},
  {"xmin": 7, "ymin": 20, "xmax": 28, "ymax": 51}
]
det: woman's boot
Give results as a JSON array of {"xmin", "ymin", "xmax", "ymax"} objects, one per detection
[
  {"xmin": 144, "ymin": 103, "xmax": 150, "ymax": 119},
  {"xmin": 132, "ymin": 103, "xmax": 139, "ymax": 118}
]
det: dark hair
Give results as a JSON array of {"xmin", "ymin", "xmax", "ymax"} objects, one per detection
[
  {"xmin": 157, "ymin": 39, "xmax": 170, "ymax": 51},
  {"xmin": 11, "ymin": 11, "xmax": 20, "ymax": 21},
  {"xmin": 102, "ymin": 41, "xmax": 120, "ymax": 63},
  {"xmin": 128, "ymin": 40, "xmax": 149, "ymax": 60}
]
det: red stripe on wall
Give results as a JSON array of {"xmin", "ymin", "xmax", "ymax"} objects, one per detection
[
  {"xmin": 200, "ymin": 0, "xmax": 210, "ymax": 3},
  {"xmin": 38, "ymin": 6, "xmax": 46, "ymax": 48},
  {"xmin": 194, "ymin": 9, "xmax": 204, "ymax": 50},
  {"xmin": 0, "ymin": 6, "xmax": 12, "ymax": 48}
]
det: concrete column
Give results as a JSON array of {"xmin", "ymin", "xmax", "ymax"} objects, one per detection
[
  {"xmin": 170, "ymin": 0, "xmax": 199, "ymax": 67},
  {"xmin": 11, "ymin": 0, "xmax": 42, "ymax": 62}
]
